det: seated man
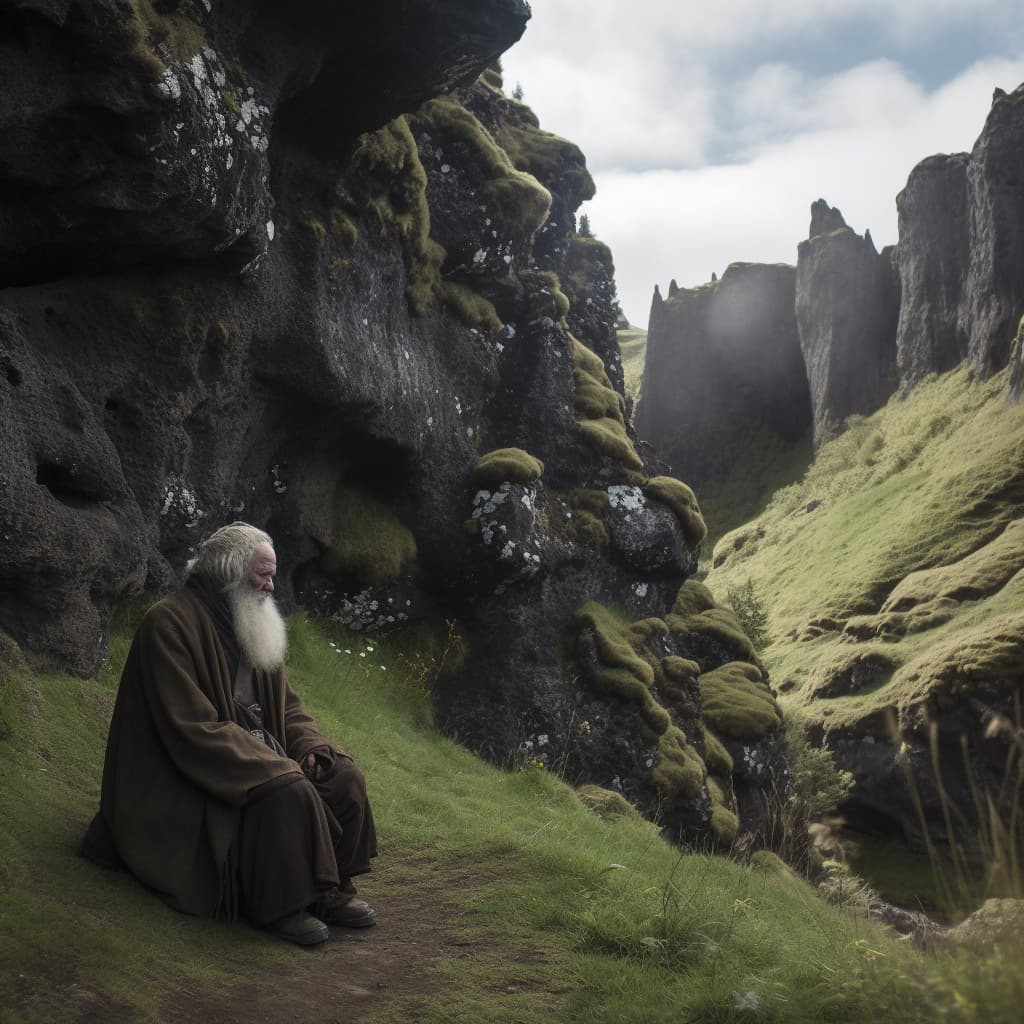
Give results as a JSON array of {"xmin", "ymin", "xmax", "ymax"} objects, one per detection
[{"xmin": 85, "ymin": 522, "xmax": 377, "ymax": 946}]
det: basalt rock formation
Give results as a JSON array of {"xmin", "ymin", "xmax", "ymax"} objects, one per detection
[
  {"xmin": 634, "ymin": 263, "xmax": 812, "ymax": 528},
  {"xmin": 795, "ymin": 201, "xmax": 900, "ymax": 447},
  {"xmin": 637, "ymin": 84, "xmax": 1024, "ymax": 538},
  {"xmin": 0, "ymin": 1, "xmax": 777, "ymax": 849},
  {"xmin": 897, "ymin": 85, "xmax": 1024, "ymax": 387}
]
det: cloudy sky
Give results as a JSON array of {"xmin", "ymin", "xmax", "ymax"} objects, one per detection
[{"xmin": 501, "ymin": 1, "xmax": 1024, "ymax": 326}]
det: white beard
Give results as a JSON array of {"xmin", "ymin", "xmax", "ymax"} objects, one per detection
[{"xmin": 228, "ymin": 585, "xmax": 288, "ymax": 672}]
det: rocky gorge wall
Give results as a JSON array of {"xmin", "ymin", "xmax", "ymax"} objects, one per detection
[
  {"xmin": 638, "ymin": 84, "xmax": 1024, "ymax": 513},
  {"xmin": 0, "ymin": 1, "xmax": 783, "ymax": 850}
]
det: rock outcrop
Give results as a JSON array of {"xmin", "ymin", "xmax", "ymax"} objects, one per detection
[
  {"xmin": 0, "ymin": 1, "xmax": 779, "ymax": 848},
  {"xmin": 634, "ymin": 262, "xmax": 812, "ymax": 539},
  {"xmin": 896, "ymin": 85, "xmax": 1024, "ymax": 387},
  {"xmin": 795, "ymin": 201, "xmax": 899, "ymax": 446},
  {"xmin": 894, "ymin": 155, "xmax": 971, "ymax": 385}
]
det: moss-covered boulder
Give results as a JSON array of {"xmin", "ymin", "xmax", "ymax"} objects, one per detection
[
  {"xmin": 667, "ymin": 580, "xmax": 761, "ymax": 670},
  {"xmin": 468, "ymin": 448, "xmax": 544, "ymax": 487}
]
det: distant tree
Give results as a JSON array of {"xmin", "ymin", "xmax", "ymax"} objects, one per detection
[
  {"xmin": 578, "ymin": 213, "xmax": 592, "ymax": 237},
  {"xmin": 512, "ymin": 81, "xmax": 524, "ymax": 101}
]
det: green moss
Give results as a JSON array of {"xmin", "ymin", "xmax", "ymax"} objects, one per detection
[
  {"xmin": 519, "ymin": 270, "xmax": 571, "ymax": 323},
  {"xmin": 576, "ymin": 784, "xmax": 641, "ymax": 823},
  {"xmin": 413, "ymin": 97, "xmax": 552, "ymax": 237},
  {"xmin": 666, "ymin": 581, "xmax": 760, "ymax": 664},
  {"xmin": 222, "ymin": 89, "xmax": 240, "ymax": 122},
  {"xmin": 439, "ymin": 281, "xmax": 503, "ymax": 334},
  {"xmin": 492, "ymin": 110, "xmax": 595, "ymax": 202},
  {"xmin": 700, "ymin": 662, "xmax": 782, "ymax": 741},
  {"xmin": 559, "ymin": 490, "xmax": 611, "ymax": 547},
  {"xmin": 329, "ymin": 208, "xmax": 359, "ymax": 251},
  {"xmin": 617, "ymin": 327, "xmax": 647, "ymax": 407},
  {"xmin": 469, "ymin": 448, "xmax": 544, "ymax": 488},
  {"xmin": 350, "ymin": 116, "xmax": 442, "ymax": 316},
  {"xmin": 643, "ymin": 476, "xmax": 707, "ymax": 547},
  {"xmin": 571, "ymin": 337, "xmax": 643, "ymax": 472},
  {"xmin": 302, "ymin": 218, "xmax": 327, "ymax": 242},
  {"xmin": 701, "ymin": 727, "xmax": 734, "ymax": 777},
  {"xmin": 324, "ymin": 485, "xmax": 418, "ymax": 585},
  {"xmin": 709, "ymin": 782, "xmax": 740, "ymax": 847},
  {"xmin": 574, "ymin": 602, "xmax": 670, "ymax": 735},
  {"xmin": 891, "ymin": 613, "xmax": 1024, "ymax": 729},
  {"xmin": 652, "ymin": 726, "xmax": 705, "ymax": 800},
  {"xmin": 883, "ymin": 519, "xmax": 1024, "ymax": 612},
  {"xmin": 116, "ymin": 1, "xmax": 208, "ymax": 78}
]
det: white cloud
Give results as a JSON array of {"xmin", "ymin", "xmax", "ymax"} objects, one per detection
[{"xmin": 585, "ymin": 57, "xmax": 1024, "ymax": 326}]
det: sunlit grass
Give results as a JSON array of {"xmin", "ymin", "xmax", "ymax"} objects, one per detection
[{"xmin": 2, "ymin": 609, "xmax": 1022, "ymax": 1021}]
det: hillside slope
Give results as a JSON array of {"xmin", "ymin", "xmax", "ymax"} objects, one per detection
[
  {"xmin": 705, "ymin": 366, "xmax": 1024, "ymax": 854},
  {"xmin": 3, "ymin": 613, "xmax": 1021, "ymax": 1023}
]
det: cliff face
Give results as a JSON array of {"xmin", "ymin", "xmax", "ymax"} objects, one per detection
[
  {"xmin": 638, "ymin": 84, "xmax": 1024, "ymax": 540},
  {"xmin": 635, "ymin": 264, "xmax": 812, "ymax": 530},
  {"xmin": 0, "ymin": 1, "xmax": 779, "ymax": 848},
  {"xmin": 795, "ymin": 201, "xmax": 900, "ymax": 446},
  {"xmin": 896, "ymin": 86, "xmax": 1024, "ymax": 386}
]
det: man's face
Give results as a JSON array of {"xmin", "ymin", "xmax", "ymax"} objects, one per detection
[{"xmin": 246, "ymin": 542, "xmax": 277, "ymax": 596}]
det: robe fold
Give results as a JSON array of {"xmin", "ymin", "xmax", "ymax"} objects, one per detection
[{"xmin": 99, "ymin": 588, "xmax": 342, "ymax": 918}]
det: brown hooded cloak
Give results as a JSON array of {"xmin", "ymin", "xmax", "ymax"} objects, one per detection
[{"xmin": 99, "ymin": 587, "xmax": 340, "ymax": 918}]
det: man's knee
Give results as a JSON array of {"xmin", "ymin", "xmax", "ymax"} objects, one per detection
[{"xmin": 319, "ymin": 755, "xmax": 369, "ymax": 814}]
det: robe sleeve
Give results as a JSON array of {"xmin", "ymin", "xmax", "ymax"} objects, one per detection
[
  {"xmin": 136, "ymin": 603, "xmax": 301, "ymax": 806},
  {"xmin": 278, "ymin": 673, "xmax": 344, "ymax": 763}
]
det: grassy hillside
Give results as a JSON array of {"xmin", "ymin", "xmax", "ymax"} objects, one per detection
[
  {"xmin": 705, "ymin": 366, "xmax": 1024, "ymax": 734},
  {"xmin": 617, "ymin": 326, "xmax": 646, "ymax": 409},
  {"xmin": 2, "ymin": 602, "xmax": 1023, "ymax": 1021}
]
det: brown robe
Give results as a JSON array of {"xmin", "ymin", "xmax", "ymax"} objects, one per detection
[{"xmin": 99, "ymin": 588, "xmax": 343, "ymax": 918}]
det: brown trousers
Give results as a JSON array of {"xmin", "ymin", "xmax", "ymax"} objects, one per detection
[{"xmin": 236, "ymin": 755, "xmax": 378, "ymax": 927}]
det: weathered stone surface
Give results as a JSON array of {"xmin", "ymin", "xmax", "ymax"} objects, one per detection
[
  {"xmin": 962, "ymin": 85, "xmax": 1024, "ymax": 377},
  {"xmin": 635, "ymin": 261, "xmax": 812, "ymax": 496},
  {"xmin": 895, "ymin": 154, "xmax": 971, "ymax": 386},
  {"xmin": 795, "ymin": 201, "xmax": 899, "ymax": 446},
  {"xmin": 895, "ymin": 85, "xmax": 1024, "ymax": 388},
  {"xmin": 0, "ymin": 3, "xmax": 775, "ymax": 850}
]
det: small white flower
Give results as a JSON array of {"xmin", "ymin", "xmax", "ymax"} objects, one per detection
[
  {"xmin": 344, "ymin": 649, "xmax": 352, "ymax": 654},
  {"xmin": 359, "ymin": 652, "xmax": 366, "ymax": 658}
]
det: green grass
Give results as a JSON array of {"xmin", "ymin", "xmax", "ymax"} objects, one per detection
[
  {"xmin": 705, "ymin": 366, "xmax": 1024, "ymax": 731},
  {"xmin": 617, "ymin": 328, "xmax": 647, "ymax": 408},
  {"xmin": 2, "ymin": 610, "xmax": 1023, "ymax": 1021}
]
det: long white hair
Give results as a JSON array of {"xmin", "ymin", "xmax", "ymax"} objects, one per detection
[{"xmin": 185, "ymin": 521, "xmax": 274, "ymax": 589}]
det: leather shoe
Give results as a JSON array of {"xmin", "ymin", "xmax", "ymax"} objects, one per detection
[
  {"xmin": 321, "ymin": 894, "xmax": 377, "ymax": 928},
  {"xmin": 268, "ymin": 911, "xmax": 329, "ymax": 946}
]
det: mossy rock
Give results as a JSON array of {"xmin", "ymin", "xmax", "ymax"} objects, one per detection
[
  {"xmin": 652, "ymin": 726, "xmax": 705, "ymax": 800},
  {"xmin": 570, "ymin": 336, "xmax": 643, "ymax": 472},
  {"xmin": 469, "ymin": 448, "xmax": 544, "ymax": 488},
  {"xmin": 669, "ymin": 580, "xmax": 717, "ymax": 619},
  {"xmin": 706, "ymin": 776, "xmax": 739, "ymax": 846},
  {"xmin": 413, "ymin": 96, "xmax": 552, "ymax": 237},
  {"xmin": 643, "ymin": 476, "xmax": 707, "ymax": 547},
  {"xmin": 699, "ymin": 662, "xmax": 782, "ymax": 741},
  {"xmin": 667, "ymin": 580, "xmax": 759, "ymax": 664},
  {"xmin": 520, "ymin": 269, "xmax": 570, "ymax": 323},
  {"xmin": 701, "ymin": 726, "xmax": 734, "ymax": 777},
  {"xmin": 710, "ymin": 802, "xmax": 740, "ymax": 846},
  {"xmin": 559, "ymin": 490, "xmax": 611, "ymax": 547},
  {"xmin": 574, "ymin": 602, "xmax": 671, "ymax": 735},
  {"xmin": 576, "ymin": 784, "xmax": 641, "ymax": 823},
  {"xmin": 325, "ymin": 485, "xmax": 418, "ymax": 585},
  {"xmin": 891, "ymin": 612, "xmax": 1024, "ymax": 728}
]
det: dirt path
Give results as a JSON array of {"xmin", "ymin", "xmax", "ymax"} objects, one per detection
[{"xmin": 160, "ymin": 881, "xmax": 474, "ymax": 1024}]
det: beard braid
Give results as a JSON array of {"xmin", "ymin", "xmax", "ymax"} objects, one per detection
[{"xmin": 228, "ymin": 584, "xmax": 288, "ymax": 672}]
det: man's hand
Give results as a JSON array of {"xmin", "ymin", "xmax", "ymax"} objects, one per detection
[{"xmin": 302, "ymin": 752, "xmax": 321, "ymax": 781}]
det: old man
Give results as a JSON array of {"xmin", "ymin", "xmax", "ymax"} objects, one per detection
[{"xmin": 86, "ymin": 522, "xmax": 377, "ymax": 946}]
